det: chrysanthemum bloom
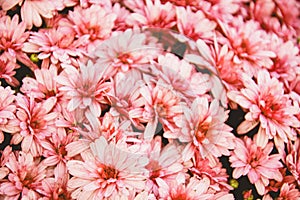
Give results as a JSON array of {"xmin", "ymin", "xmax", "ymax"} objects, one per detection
[
  {"xmin": 67, "ymin": 136, "xmax": 148, "ymax": 199},
  {"xmin": 12, "ymin": 95, "xmax": 57, "ymax": 157},
  {"xmin": 176, "ymin": 6, "xmax": 216, "ymax": 41},
  {"xmin": 111, "ymin": 3, "xmax": 131, "ymax": 31},
  {"xmin": 56, "ymin": 61, "xmax": 111, "ymax": 130},
  {"xmin": 59, "ymin": 4, "xmax": 116, "ymax": 51},
  {"xmin": 262, "ymin": 183, "xmax": 300, "ymax": 200},
  {"xmin": 189, "ymin": 154, "xmax": 232, "ymax": 192},
  {"xmin": 0, "ymin": 55, "xmax": 20, "ymax": 87},
  {"xmin": 157, "ymin": 176, "xmax": 215, "ymax": 200},
  {"xmin": 142, "ymin": 136, "xmax": 183, "ymax": 196},
  {"xmin": 140, "ymin": 82, "xmax": 184, "ymax": 140},
  {"xmin": 126, "ymin": 0, "xmax": 176, "ymax": 29},
  {"xmin": 229, "ymin": 137, "xmax": 283, "ymax": 195},
  {"xmin": 224, "ymin": 20, "xmax": 276, "ymax": 77},
  {"xmin": 0, "ymin": 0, "xmax": 56, "ymax": 29},
  {"xmin": 20, "ymin": 64, "xmax": 61, "ymax": 101},
  {"xmin": 155, "ymin": 53, "xmax": 211, "ymax": 104},
  {"xmin": 22, "ymin": 26, "xmax": 88, "ymax": 66},
  {"xmin": 0, "ymin": 85, "xmax": 19, "ymax": 144},
  {"xmin": 177, "ymin": 97, "xmax": 234, "ymax": 160},
  {"xmin": 0, "ymin": 151, "xmax": 48, "ymax": 199},
  {"xmin": 286, "ymin": 139, "xmax": 300, "ymax": 187},
  {"xmin": 227, "ymin": 70, "xmax": 300, "ymax": 151},
  {"xmin": 39, "ymin": 177, "xmax": 72, "ymax": 200},
  {"xmin": 93, "ymin": 29, "xmax": 158, "ymax": 78},
  {"xmin": 0, "ymin": 15, "xmax": 37, "ymax": 71}
]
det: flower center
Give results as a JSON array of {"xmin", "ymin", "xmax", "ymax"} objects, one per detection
[
  {"xmin": 101, "ymin": 165, "xmax": 118, "ymax": 180},
  {"xmin": 194, "ymin": 117, "xmax": 211, "ymax": 143}
]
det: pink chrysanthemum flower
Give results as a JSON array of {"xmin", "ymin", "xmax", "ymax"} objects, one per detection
[
  {"xmin": 111, "ymin": 3, "xmax": 131, "ymax": 31},
  {"xmin": 0, "ymin": 85, "xmax": 19, "ymax": 144},
  {"xmin": 143, "ymin": 136, "xmax": 183, "ymax": 196},
  {"xmin": 93, "ymin": 29, "xmax": 158, "ymax": 78},
  {"xmin": 189, "ymin": 154, "xmax": 232, "ymax": 192},
  {"xmin": 126, "ymin": 0, "xmax": 176, "ymax": 29},
  {"xmin": 177, "ymin": 97, "xmax": 235, "ymax": 160},
  {"xmin": 224, "ymin": 20, "xmax": 276, "ymax": 77},
  {"xmin": 20, "ymin": 64, "xmax": 60, "ymax": 101},
  {"xmin": 0, "ymin": 151, "xmax": 48, "ymax": 199},
  {"xmin": 155, "ymin": 53, "xmax": 211, "ymax": 103},
  {"xmin": 40, "ymin": 177, "xmax": 72, "ymax": 200},
  {"xmin": 0, "ymin": 55, "xmax": 20, "ymax": 87},
  {"xmin": 59, "ymin": 5, "xmax": 116, "ymax": 51},
  {"xmin": 0, "ymin": 15, "xmax": 37, "ymax": 71},
  {"xmin": 67, "ymin": 136, "xmax": 148, "ymax": 199},
  {"xmin": 227, "ymin": 70, "xmax": 300, "ymax": 151},
  {"xmin": 140, "ymin": 82, "xmax": 184, "ymax": 140},
  {"xmin": 230, "ymin": 137, "xmax": 283, "ymax": 195},
  {"xmin": 56, "ymin": 61, "xmax": 111, "ymax": 130},
  {"xmin": 176, "ymin": 6, "xmax": 216, "ymax": 41},
  {"xmin": 157, "ymin": 176, "xmax": 215, "ymax": 200},
  {"xmin": 22, "ymin": 26, "xmax": 88, "ymax": 66},
  {"xmin": 0, "ymin": 0, "xmax": 56, "ymax": 29},
  {"xmin": 12, "ymin": 95, "xmax": 57, "ymax": 157},
  {"xmin": 286, "ymin": 139, "xmax": 300, "ymax": 187}
]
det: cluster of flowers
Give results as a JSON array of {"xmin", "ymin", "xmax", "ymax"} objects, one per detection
[{"xmin": 0, "ymin": 0, "xmax": 299, "ymax": 199}]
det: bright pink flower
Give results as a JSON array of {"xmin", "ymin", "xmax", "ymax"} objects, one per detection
[
  {"xmin": 230, "ymin": 137, "xmax": 283, "ymax": 195},
  {"xmin": 0, "ymin": 15, "xmax": 37, "ymax": 71},
  {"xmin": 224, "ymin": 20, "xmax": 276, "ymax": 77},
  {"xmin": 56, "ymin": 61, "xmax": 111, "ymax": 130},
  {"xmin": 22, "ymin": 26, "xmax": 88, "ymax": 66},
  {"xmin": 176, "ymin": 6, "xmax": 216, "ymax": 41},
  {"xmin": 39, "ymin": 177, "xmax": 72, "ymax": 200},
  {"xmin": 12, "ymin": 95, "xmax": 57, "ymax": 157},
  {"xmin": 0, "ymin": 55, "xmax": 20, "ymax": 87},
  {"xmin": 0, "ymin": 85, "xmax": 19, "ymax": 143},
  {"xmin": 227, "ymin": 70, "xmax": 300, "ymax": 151},
  {"xmin": 67, "ymin": 136, "xmax": 148, "ymax": 199},
  {"xmin": 93, "ymin": 29, "xmax": 158, "ymax": 78},
  {"xmin": 59, "ymin": 5, "xmax": 116, "ymax": 51},
  {"xmin": 0, "ymin": 0, "xmax": 56, "ymax": 29},
  {"xmin": 126, "ymin": 0, "xmax": 176, "ymax": 29},
  {"xmin": 177, "ymin": 97, "xmax": 235, "ymax": 160},
  {"xmin": 0, "ymin": 151, "xmax": 48, "ymax": 199},
  {"xmin": 286, "ymin": 139, "xmax": 300, "ymax": 187}
]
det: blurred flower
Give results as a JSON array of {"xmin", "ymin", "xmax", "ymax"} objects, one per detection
[{"xmin": 230, "ymin": 137, "xmax": 283, "ymax": 195}]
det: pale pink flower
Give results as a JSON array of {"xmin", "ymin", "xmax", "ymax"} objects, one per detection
[
  {"xmin": 111, "ymin": 3, "xmax": 131, "ymax": 31},
  {"xmin": 67, "ymin": 136, "xmax": 148, "ymax": 199},
  {"xmin": 286, "ymin": 139, "xmax": 300, "ymax": 187},
  {"xmin": 189, "ymin": 154, "xmax": 232, "ymax": 192},
  {"xmin": 20, "ymin": 64, "xmax": 61, "ymax": 101},
  {"xmin": 56, "ymin": 61, "xmax": 111, "ymax": 130},
  {"xmin": 230, "ymin": 137, "xmax": 283, "ymax": 195},
  {"xmin": 0, "ymin": 55, "xmax": 20, "ymax": 87},
  {"xmin": 59, "ymin": 5, "xmax": 116, "ymax": 51},
  {"xmin": 143, "ymin": 136, "xmax": 183, "ymax": 196},
  {"xmin": 276, "ymin": 183, "xmax": 300, "ymax": 200},
  {"xmin": 22, "ymin": 26, "xmax": 88, "ymax": 66},
  {"xmin": 0, "ymin": 151, "xmax": 48, "ymax": 199},
  {"xmin": 224, "ymin": 20, "xmax": 276, "ymax": 77},
  {"xmin": 177, "ymin": 97, "xmax": 235, "ymax": 160},
  {"xmin": 0, "ymin": 85, "xmax": 19, "ymax": 143},
  {"xmin": 227, "ymin": 70, "xmax": 300, "ymax": 151},
  {"xmin": 176, "ymin": 6, "xmax": 216, "ymax": 41},
  {"xmin": 0, "ymin": 15, "xmax": 37, "ymax": 71},
  {"xmin": 155, "ymin": 53, "xmax": 211, "ymax": 104},
  {"xmin": 126, "ymin": 0, "xmax": 176, "ymax": 29},
  {"xmin": 0, "ymin": 0, "xmax": 56, "ymax": 29},
  {"xmin": 157, "ymin": 176, "xmax": 214, "ymax": 200},
  {"xmin": 39, "ymin": 177, "xmax": 72, "ymax": 200},
  {"xmin": 93, "ymin": 29, "xmax": 158, "ymax": 78},
  {"xmin": 12, "ymin": 95, "xmax": 57, "ymax": 157},
  {"xmin": 140, "ymin": 82, "xmax": 184, "ymax": 140}
]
